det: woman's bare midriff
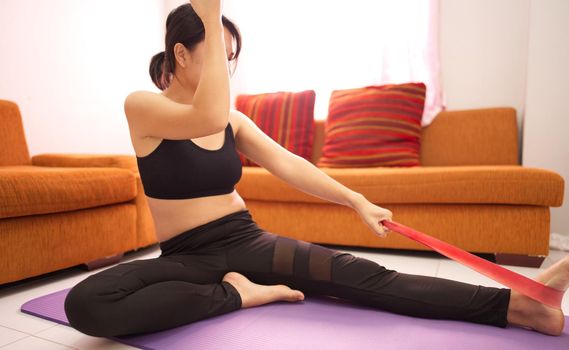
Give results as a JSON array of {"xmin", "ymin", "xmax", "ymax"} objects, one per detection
[{"xmin": 147, "ymin": 190, "xmax": 247, "ymax": 242}]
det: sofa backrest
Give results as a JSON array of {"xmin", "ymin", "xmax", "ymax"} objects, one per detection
[
  {"xmin": 310, "ymin": 107, "xmax": 519, "ymax": 166},
  {"xmin": 420, "ymin": 107, "xmax": 519, "ymax": 166},
  {"xmin": 0, "ymin": 100, "xmax": 31, "ymax": 166}
]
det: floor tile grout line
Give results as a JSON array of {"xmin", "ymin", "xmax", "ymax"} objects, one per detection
[
  {"xmin": 0, "ymin": 324, "xmax": 28, "ymax": 334},
  {"xmin": 27, "ymin": 334, "xmax": 77, "ymax": 349},
  {"xmin": 0, "ymin": 332, "xmax": 78, "ymax": 350},
  {"xmin": 0, "ymin": 322, "xmax": 56, "ymax": 337},
  {"xmin": 0, "ymin": 335, "xmax": 31, "ymax": 349},
  {"xmin": 32, "ymin": 332, "xmax": 80, "ymax": 349}
]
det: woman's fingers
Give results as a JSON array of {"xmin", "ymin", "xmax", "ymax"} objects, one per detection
[
  {"xmin": 375, "ymin": 220, "xmax": 388, "ymax": 237},
  {"xmin": 379, "ymin": 213, "xmax": 392, "ymax": 235}
]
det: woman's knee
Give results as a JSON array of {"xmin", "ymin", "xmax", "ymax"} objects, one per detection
[
  {"xmin": 63, "ymin": 276, "xmax": 118, "ymax": 337},
  {"xmin": 330, "ymin": 252, "xmax": 396, "ymax": 287}
]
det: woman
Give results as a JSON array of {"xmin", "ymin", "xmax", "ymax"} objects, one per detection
[{"xmin": 64, "ymin": 0, "xmax": 568, "ymax": 337}]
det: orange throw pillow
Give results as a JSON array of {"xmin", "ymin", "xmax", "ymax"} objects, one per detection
[
  {"xmin": 317, "ymin": 83, "xmax": 426, "ymax": 168},
  {"xmin": 235, "ymin": 90, "xmax": 316, "ymax": 166}
]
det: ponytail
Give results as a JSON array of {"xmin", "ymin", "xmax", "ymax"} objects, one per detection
[
  {"xmin": 150, "ymin": 4, "xmax": 242, "ymax": 90},
  {"xmin": 149, "ymin": 51, "xmax": 169, "ymax": 90}
]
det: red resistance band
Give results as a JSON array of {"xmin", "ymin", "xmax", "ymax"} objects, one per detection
[{"xmin": 381, "ymin": 220, "xmax": 564, "ymax": 310}]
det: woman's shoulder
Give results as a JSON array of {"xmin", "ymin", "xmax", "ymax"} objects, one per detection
[
  {"xmin": 126, "ymin": 90, "xmax": 158, "ymax": 98},
  {"xmin": 229, "ymin": 108, "xmax": 248, "ymax": 135},
  {"xmin": 123, "ymin": 91, "xmax": 179, "ymax": 126},
  {"xmin": 124, "ymin": 90, "xmax": 165, "ymax": 109}
]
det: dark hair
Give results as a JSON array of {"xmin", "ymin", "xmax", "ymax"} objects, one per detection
[{"xmin": 149, "ymin": 4, "xmax": 242, "ymax": 90}]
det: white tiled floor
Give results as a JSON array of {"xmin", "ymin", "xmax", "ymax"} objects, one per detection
[{"xmin": 1, "ymin": 244, "xmax": 568, "ymax": 349}]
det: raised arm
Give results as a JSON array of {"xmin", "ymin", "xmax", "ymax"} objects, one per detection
[
  {"xmin": 190, "ymin": 0, "xmax": 230, "ymax": 124},
  {"xmin": 124, "ymin": 0, "xmax": 230, "ymax": 140}
]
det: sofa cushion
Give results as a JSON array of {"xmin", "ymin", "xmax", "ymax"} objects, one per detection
[
  {"xmin": 235, "ymin": 90, "xmax": 316, "ymax": 166},
  {"xmin": 235, "ymin": 165, "xmax": 564, "ymax": 207},
  {"xmin": 317, "ymin": 83, "xmax": 426, "ymax": 168},
  {"xmin": 0, "ymin": 166, "xmax": 137, "ymax": 219}
]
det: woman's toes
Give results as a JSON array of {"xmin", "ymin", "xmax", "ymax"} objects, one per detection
[
  {"xmin": 289, "ymin": 290, "xmax": 304, "ymax": 301},
  {"xmin": 534, "ymin": 255, "xmax": 569, "ymax": 292},
  {"xmin": 274, "ymin": 285, "xmax": 304, "ymax": 302}
]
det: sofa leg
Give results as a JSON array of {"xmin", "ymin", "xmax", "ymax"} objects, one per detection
[
  {"xmin": 494, "ymin": 253, "xmax": 545, "ymax": 268},
  {"xmin": 83, "ymin": 253, "xmax": 124, "ymax": 271}
]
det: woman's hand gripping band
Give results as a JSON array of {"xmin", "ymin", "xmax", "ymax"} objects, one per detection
[{"xmin": 352, "ymin": 197, "xmax": 393, "ymax": 238}]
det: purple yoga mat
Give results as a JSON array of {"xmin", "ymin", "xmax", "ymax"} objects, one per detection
[{"xmin": 21, "ymin": 288, "xmax": 569, "ymax": 350}]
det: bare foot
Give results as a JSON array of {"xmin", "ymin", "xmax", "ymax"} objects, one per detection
[
  {"xmin": 222, "ymin": 272, "xmax": 305, "ymax": 308},
  {"xmin": 507, "ymin": 254, "xmax": 569, "ymax": 336},
  {"xmin": 535, "ymin": 255, "xmax": 569, "ymax": 287}
]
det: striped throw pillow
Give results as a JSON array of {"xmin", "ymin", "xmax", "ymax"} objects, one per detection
[
  {"xmin": 317, "ymin": 83, "xmax": 426, "ymax": 168},
  {"xmin": 235, "ymin": 90, "xmax": 316, "ymax": 166}
]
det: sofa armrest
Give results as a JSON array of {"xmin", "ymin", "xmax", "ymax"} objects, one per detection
[
  {"xmin": 31, "ymin": 153, "xmax": 139, "ymax": 173},
  {"xmin": 420, "ymin": 108, "xmax": 519, "ymax": 166},
  {"xmin": 32, "ymin": 153, "xmax": 158, "ymax": 247}
]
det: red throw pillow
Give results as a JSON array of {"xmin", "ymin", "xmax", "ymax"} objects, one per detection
[
  {"xmin": 235, "ymin": 90, "xmax": 316, "ymax": 166},
  {"xmin": 317, "ymin": 83, "xmax": 426, "ymax": 168}
]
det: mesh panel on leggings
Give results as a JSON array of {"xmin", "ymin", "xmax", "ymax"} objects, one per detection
[
  {"xmin": 272, "ymin": 236, "xmax": 296, "ymax": 275},
  {"xmin": 272, "ymin": 236, "xmax": 332, "ymax": 282}
]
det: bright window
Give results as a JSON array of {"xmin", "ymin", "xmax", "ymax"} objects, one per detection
[{"xmin": 224, "ymin": 0, "xmax": 444, "ymax": 125}]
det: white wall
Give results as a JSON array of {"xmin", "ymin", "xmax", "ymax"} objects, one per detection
[
  {"xmin": 522, "ymin": 0, "xmax": 569, "ymax": 237},
  {"xmin": 0, "ymin": 0, "xmax": 163, "ymax": 156},
  {"xmin": 440, "ymin": 0, "xmax": 530, "ymax": 163}
]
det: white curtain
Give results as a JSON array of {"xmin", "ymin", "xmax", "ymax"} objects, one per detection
[{"xmin": 224, "ymin": 0, "xmax": 444, "ymax": 126}]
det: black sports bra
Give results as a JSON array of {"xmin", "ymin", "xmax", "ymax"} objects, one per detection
[{"xmin": 136, "ymin": 123, "xmax": 242, "ymax": 200}]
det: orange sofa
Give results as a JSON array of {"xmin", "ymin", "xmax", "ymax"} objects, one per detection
[
  {"xmin": 0, "ymin": 100, "xmax": 157, "ymax": 285},
  {"xmin": 1, "ymin": 101, "xmax": 563, "ymax": 285},
  {"xmin": 235, "ymin": 108, "xmax": 565, "ymax": 267}
]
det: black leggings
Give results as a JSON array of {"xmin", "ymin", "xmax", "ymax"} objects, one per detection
[{"xmin": 64, "ymin": 209, "xmax": 511, "ymax": 337}]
